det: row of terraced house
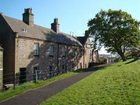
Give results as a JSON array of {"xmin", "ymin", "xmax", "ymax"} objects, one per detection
[{"xmin": 0, "ymin": 8, "xmax": 99, "ymax": 89}]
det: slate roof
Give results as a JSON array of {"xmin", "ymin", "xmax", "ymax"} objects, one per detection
[
  {"xmin": 1, "ymin": 15, "xmax": 82, "ymax": 46},
  {"xmin": 77, "ymin": 36, "xmax": 87, "ymax": 45}
]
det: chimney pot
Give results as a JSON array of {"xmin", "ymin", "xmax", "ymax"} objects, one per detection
[
  {"xmin": 23, "ymin": 8, "xmax": 34, "ymax": 26},
  {"xmin": 51, "ymin": 18, "xmax": 60, "ymax": 33}
]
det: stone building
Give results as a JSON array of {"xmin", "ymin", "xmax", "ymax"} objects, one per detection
[
  {"xmin": 0, "ymin": 8, "xmax": 95, "ymax": 84},
  {"xmin": 0, "ymin": 46, "xmax": 3, "ymax": 90}
]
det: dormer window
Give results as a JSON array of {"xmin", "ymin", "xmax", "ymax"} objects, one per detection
[{"xmin": 33, "ymin": 43, "xmax": 40, "ymax": 56}]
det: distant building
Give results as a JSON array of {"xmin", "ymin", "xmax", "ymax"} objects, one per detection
[
  {"xmin": 92, "ymin": 50, "xmax": 99, "ymax": 63},
  {"xmin": 0, "ymin": 8, "xmax": 96, "ymax": 84},
  {"xmin": 99, "ymin": 54, "xmax": 115, "ymax": 64}
]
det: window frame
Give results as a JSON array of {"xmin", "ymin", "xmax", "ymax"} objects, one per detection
[
  {"xmin": 48, "ymin": 45, "xmax": 54, "ymax": 57},
  {"xmin": 33, "ymin": 43, "xmax": 40, "ymax": 56}
]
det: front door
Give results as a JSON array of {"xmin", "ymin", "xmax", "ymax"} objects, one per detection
[{"xmin": 19, "ymin": 68, "xmax": 27, "ymax": 84}]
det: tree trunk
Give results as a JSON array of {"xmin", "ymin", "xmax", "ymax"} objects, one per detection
[
  {"xmin": 118, "ymin": 51, "xmax": 126, "ymax": 61},
  {"xmin": 120, "ymin": 53, "xmax": 126, "ymax": 61}
]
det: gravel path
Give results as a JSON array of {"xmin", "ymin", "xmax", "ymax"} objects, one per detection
[{"xmin": 0, "ymin": 70, "xmax": 94, "ymax": 105}]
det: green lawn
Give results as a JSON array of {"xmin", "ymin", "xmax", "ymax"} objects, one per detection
[
  {"xmin": 0, "ymin": 71, "xmax": 77, "ymax": 102},
  {"xmin": 41, "ymin": 59, "xmax": 140, "ymax": 105}
]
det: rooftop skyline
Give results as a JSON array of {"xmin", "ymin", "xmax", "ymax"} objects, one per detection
[
  {"xmin": 0, "ymin": 0, "xmax": 139, "ymax": 54},
  {"xmin": 0, "ymin": 0, "xmax": 139, "ymax": 35}
]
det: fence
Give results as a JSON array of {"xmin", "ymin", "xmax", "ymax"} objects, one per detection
[{"xmin": 2, "ymin": 69, "xmax": 69, "ymax": 90}]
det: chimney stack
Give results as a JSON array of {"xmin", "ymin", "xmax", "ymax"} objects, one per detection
[
  {"xmin": 51, "ymin": 18, "xmax": 60, "ymax": 33},
  {"xmin": 23, "ymin": 8, "xmax": 34, "ymax": 26}
]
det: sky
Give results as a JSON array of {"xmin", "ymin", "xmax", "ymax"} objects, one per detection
[{"xmin": 0, "ymin": 0, "xmax": 140, "ymax": 54}]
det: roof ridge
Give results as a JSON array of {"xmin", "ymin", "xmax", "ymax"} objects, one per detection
[
  {"xmin": 3, "ymin": 14, "xmax": 23, "ymax": 23},
  {"xmin": 1, "ymin": 14, "xmax": 82, "ymax": 46}
]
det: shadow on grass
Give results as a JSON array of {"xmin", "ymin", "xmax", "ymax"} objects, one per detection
[
  {"xmin": 117, "ymin": 64, "xmax": 122, "ymax": 67},
  {"xmin": 73, "ymin": 64, "xmax": 109, "ymax": 73},
  {"xmin": 125, "ymin": 58, "xmax": 139, "ymax": 64}
]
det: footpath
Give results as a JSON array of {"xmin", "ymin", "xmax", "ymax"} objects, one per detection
[{"xmin": 0, "ymin": 65, "xmax": 106, "ymax": 105}]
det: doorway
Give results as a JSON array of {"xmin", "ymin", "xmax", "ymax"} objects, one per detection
[{"xmin": 19, "ymin": 68, "xmax": 27, "ymax": 84}]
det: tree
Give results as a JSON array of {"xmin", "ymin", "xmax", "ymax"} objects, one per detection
[{"xmin": 86, "ymin": 9, "xmax": 140, "ymax": 61}]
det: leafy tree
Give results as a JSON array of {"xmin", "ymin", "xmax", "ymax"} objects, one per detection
[{"xmin": 86, "ymin": 9, "xmax": 140, "ymax": 61}]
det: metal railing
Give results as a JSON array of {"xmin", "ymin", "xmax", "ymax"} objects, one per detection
[{"xmin": 1, "ymin": 69, "xmax": 68, "ymax": 90}]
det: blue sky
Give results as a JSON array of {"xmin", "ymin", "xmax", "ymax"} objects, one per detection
[{"xmin": 0, "ymin": 0, "xmax": 139, "ymax": 54}]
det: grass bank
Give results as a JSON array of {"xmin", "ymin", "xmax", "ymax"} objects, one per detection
[
  {"xmin": 0, "ymin": 71, "xmax": 77, "ymax": 102},
  {"xmin": 41, "ymin": 59, "xmax": 140, "ymax": 105}
]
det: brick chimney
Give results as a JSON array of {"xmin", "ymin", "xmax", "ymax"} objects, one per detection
[
  {"xmin": 23, "ymin": 8, "xmax": 34, "ymax": 26},
  {"xmin": 51, "ymin": 18, "xmax": 60, "ymax": 33}
]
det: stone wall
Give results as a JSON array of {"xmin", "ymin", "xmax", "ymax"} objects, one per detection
[
  {"xmin": 0, "ymin": 70, "xmax": 2, "ymax": 90},
  {"xmin": 15, "ymin": 37, "xmax": 84, "ymax": 80},
  {"xmin": 0, "ymin": 15, "xmax": 16, "ymax": 84},
  {"xmin": 0, "ymin": 48, "xmax": 3, "ymax": 90},
  {"xmin": 83, "ymin": 38, "xmax": 93, "ymax": 68}
]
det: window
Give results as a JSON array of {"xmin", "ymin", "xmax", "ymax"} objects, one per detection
[
  {"xmin": 62, "ymin": 65, "xmax": 65, "ymax": 70},
  {"xmin": 33, "ymin": 43, "xmax": 40, "ymax": 56},
  {"xmin": 90, "ymin": 50, "xmax": 92, "ymax": 57},
  {"xmin": 49, "ymin": 65, "xmax": 53, "ymax": 71},
  {"xmin": 48, "ymin": 45, "xmax": 54, "ymax": 57},
  {"xmin": 85, "ymin": 64, "xmax": 87, "ymax": 68},
  {"xmin": 74, "ymin": 49, "xmax": 78, "ymax": 57},
  {"xmin": 61, "ymin": 47, "xmax": 66, "ymax": 57},
  {"xmin": 80, "ymin": 63, "xmax": 82, "ymax": 68},
  {"xmin": 69, "ymin": 48, "xmax": 75, "ymax": 57}
]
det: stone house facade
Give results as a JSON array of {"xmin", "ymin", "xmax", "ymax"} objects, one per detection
[
  {"xmin": 0, "ymin": 46, "xmax": 3, "ymax": 90},
  {"xmin": 0, "ymin": 8, "xmax": 95, "ymax": 84}
]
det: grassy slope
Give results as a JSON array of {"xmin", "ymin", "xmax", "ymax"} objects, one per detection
[
  {"xmin": 0, "ymin": 72, "xmax": 77, "ymax": 102},
  {"xmin": 41, "ymin": 59, "xmax": 140, "ymax": 105}
]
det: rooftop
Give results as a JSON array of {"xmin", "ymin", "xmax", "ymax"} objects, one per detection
[{"xmin": 0, "ymin": 13, "xmax": 82, "ymax": 46}]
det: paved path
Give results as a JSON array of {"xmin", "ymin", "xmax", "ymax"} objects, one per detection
[{"xmin": 0, "ymin": 70, "xmax": 95, "ymax": 105}]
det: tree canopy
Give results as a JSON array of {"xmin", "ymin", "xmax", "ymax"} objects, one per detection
[{"xmin": 86, "ymin": 9, "xmax": 140, "ymax": 61}]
